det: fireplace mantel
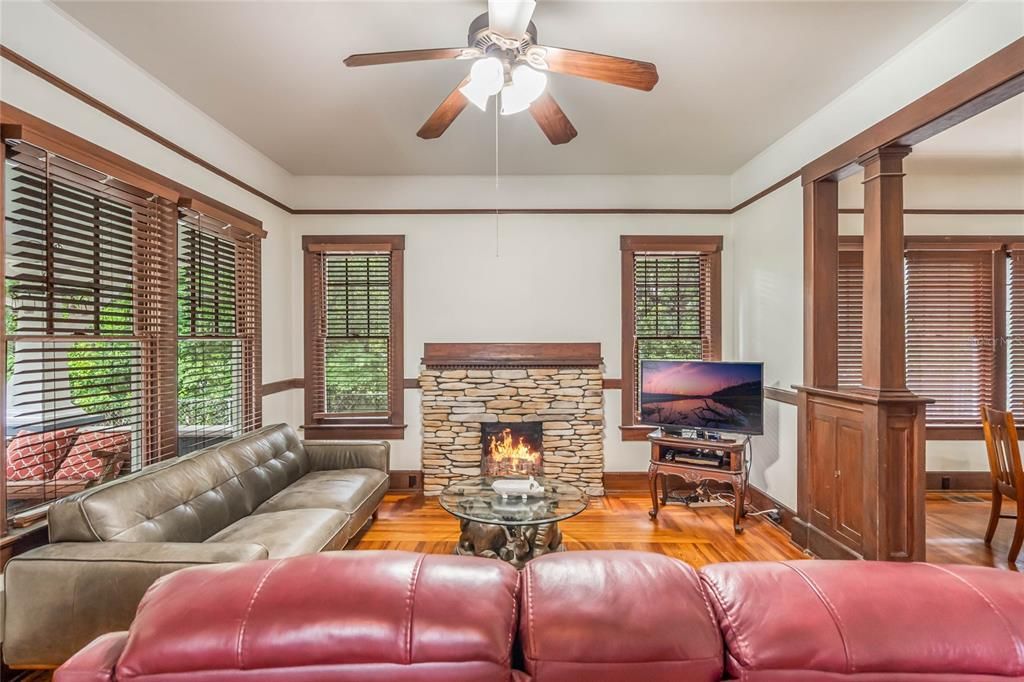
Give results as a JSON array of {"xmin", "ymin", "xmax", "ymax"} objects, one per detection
[{"xmin": 422, "ymin": 343, "xmax": 602, "ymax": 368}]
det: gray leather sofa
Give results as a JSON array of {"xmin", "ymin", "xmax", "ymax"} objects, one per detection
[{"xmin": 1, "ymin": 423, "xmax": 389, "ymax": 668}]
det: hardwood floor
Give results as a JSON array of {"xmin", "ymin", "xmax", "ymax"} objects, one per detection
[
  {"xmin": 354, "ymin": 491, "xmax": 1023, "ymax": 571},
  {"xmin": 354, "ymin": 491, "xmax": 807, "ymax": 565},
  {"xmin": 926, "ymin": 491, "xmax": 1021, "ymax": 571}
]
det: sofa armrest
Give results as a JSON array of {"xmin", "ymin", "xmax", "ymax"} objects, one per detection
[
  {"xmin": 3, "ymin": 542, "xmax": 267, "ymax": 668},
  {"xmin": 53, "ymin": 631, "xmax": 129, "ymax": 682},
  {"xmin": 302, "ymin": 440, "xmax": 390, "ymax": 473}
]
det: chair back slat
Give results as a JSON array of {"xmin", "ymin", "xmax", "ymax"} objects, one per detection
[{"xmin": 981, "ymin": 407, "xmax": 1024, "ymax": 492}]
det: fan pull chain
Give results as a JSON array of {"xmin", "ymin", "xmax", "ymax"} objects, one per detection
[{"xmin": 494, "ymin": 99, "xmax": 501, "ymax": 258}]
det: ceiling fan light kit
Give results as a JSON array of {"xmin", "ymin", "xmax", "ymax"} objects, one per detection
[{"xmin": 343, "ymin": 0, "xmax": 658, "ymax": 145}]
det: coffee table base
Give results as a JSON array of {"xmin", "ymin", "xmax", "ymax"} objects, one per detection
[{"xmin": 455, "ymin": 518, "xmax": 565, "ymax": 569}]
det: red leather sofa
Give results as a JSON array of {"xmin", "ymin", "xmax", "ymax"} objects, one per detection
[{"xmin": 56, "ymin": 550, "xmax": 1024, "ymax": 681}]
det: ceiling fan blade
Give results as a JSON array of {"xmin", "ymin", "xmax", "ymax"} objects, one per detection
[
  {"xmin": 488, "ymin": 0, "xmax": 536, "ymax": 38},
  {"xmin": 529, "ymin": 92, "xmax": 578, "ymax": 145},
  {"xmin": 530, "ymin": 46, "xmax": 659, "ymax": 91},
  {"xmin": 344, "ymin": 47, "xmax": 469, "ymax": 67},
  {"xmin": 417, "ymin": 78, "xmax": 471, "ymax": 140}
]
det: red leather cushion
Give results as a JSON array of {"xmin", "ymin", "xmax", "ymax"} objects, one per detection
[
  {"xmin": 699, "ymin": 561, "xmax": 1024, "ymax": 681},
  {"xmin": 54, "ymin": 631, "xmax": 128, "ymax": 682},
  {"xmin": 518, "ymin": 550, "xmax": 723, "ymax": 682},
  {"xmin": 5, "ymin": 428, "xmax": 79, "ymax": 480},
  {"xmin": 115, "ymin": 551, "xmax": 521, "ymax": 681},
  {"xmin": 54, "ymin": 431, "xmax": 130, "ymax": 480}
]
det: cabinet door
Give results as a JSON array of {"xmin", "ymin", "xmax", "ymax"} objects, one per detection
[
  {"xmin": 835, "ymin": 418, "xmax": 865, "ymax": 548},
  {"xmin": 808, "ymin": 410, "xmax": 838, "ymax": 529}
]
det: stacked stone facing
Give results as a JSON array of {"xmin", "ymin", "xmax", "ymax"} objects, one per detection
[{"xmin": 420, "ymin": 367, "xmax": 605, "ymax": 497}]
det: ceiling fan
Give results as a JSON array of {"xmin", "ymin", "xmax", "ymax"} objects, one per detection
[{"xmin": 343, "ymin": 0, "xmax": 659, "ymax": 145}]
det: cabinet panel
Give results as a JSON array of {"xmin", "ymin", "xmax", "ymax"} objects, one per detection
[
  {"xmin": 809, "ymin": 412, "xmax": 837, "ymax": 528},
  {"xmin": 836, "ymin": 419, "xmax": 864, "ymax": 549}
]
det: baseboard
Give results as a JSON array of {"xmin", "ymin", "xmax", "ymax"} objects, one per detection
[
  {"xmin": 603, "ymin": 471, "xmax": 649, "ymax": 492},
  {"xmin": 925, "ymin": 471, "xmax": 991, "ymax": 492},
  {"xmin": 746, "ymin": 485, "xmax": 802, "ymax": 540},
  {"xmin": 790, "ymin": 518, "xmax": 861, "ymax": 560},
  {"xmin": 389, "ymin": 470, "xmax": 423, "ymax": 492}
]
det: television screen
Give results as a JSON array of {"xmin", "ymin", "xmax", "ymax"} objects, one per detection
[{"xmin": 640, "ymin": 360, "xmax": 764, "ymax": 435}]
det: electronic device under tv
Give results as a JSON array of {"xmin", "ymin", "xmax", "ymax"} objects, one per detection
[{"xmin": 640, "ymin": 360, "xmax": 764, "ymax": 436}]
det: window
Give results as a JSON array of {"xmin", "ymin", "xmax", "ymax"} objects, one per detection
[
  {"xmin": 177, "ymin": 207, "xmax": 261, "ymax": 455},
  {"xmin": 3, "ymin": 139, "xmax": 177, "ymax": 519},
  {"xmin": 1, "ymin": 118, "xmax": 265, "ymax": 530},
  {"xmin": 837, "ymin": 237, "xmax": 1012, "ymax": 437},
  {"xmin": 619, "ymin": 236, "xmax": 722, "ymax": 440},
  {"xmin": 303, "ymin": 236, "xmax": 405, "ymax": 440},
  {"xmin": 1009, "ymin": 245, "xmax": 1024, "ymax": 416}
]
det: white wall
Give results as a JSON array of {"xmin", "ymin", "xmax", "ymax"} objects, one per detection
[
  {"xmin": 731, "ymin": 179, "xmax": 804, "ymax": 509},
  {"xmin": 288, "ymin": 211, "xmax": 735, "ymax": 472},
  {"xmin": 731, "ymin": 0, "xmax": 1024, "ymax": 203}
]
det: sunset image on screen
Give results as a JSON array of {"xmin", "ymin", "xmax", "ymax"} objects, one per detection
[{"xmin": 640, "ymin": 361, "xmax": 763, "ymax": 434}]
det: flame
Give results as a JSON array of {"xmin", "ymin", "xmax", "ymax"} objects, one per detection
[{"xmin": 486, "ymin": 428, "xmax": 540, "ymax": 475}]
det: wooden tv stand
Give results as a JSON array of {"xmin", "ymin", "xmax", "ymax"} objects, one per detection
[{"xmin": 647, "ymin": 431, "xmax": 749, "ymax": 534}]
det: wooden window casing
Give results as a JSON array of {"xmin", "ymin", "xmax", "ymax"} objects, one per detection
[
  {"xmin": 1009, "ymin": 245, "xmax": 1024, "ymax": 418},
  {"xmin": 837, "ymin": 236, "xmax": 1011, "ymax": 439},
  {"xmin": 0, "ymin": 116, "xmax": 265, "ymax": 534},
  {"xmin": 302, "ymin": 236, "xmax": 405, "ymax": 440},
  {"xmin": 177, "ymin": 207, "xmax": 262, "ymax": 455},
  {"xmin": 619, "ymin": 236, "xmax": 722, "ymax": 441}
]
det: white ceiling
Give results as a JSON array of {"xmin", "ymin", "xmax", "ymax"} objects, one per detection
[
  {"xmin": 907, "ymin": 93, "xmax": 1024, "ymax": 174},
  {"xmin": 56, "ymin": 0, "xmax": 963, "ymax": 176}
]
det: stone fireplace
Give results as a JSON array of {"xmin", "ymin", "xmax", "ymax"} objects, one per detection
[{"xmin": 420, "ymin": 343, "xmax": 605, "ymax": 496}]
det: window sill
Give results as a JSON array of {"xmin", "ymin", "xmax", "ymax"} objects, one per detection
[
  {"xmin": 304, "ymin": 423, "xmax": 407, "ymax": 440},
  {"xmin": 619, "ymin": 425, "xmax": 657, "ymax": 442},
  {"xmin": 926, "ymin": 426, "xmax": 984, "ymax": 441}
]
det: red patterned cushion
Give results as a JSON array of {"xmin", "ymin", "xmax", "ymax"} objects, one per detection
[
  {"xmin": 5, "ymin": 428, "xmax": 80, "ymax": 481},
  {"xmin": 54, "ymin": 431, "xmax": 131, "ymax": 481}
]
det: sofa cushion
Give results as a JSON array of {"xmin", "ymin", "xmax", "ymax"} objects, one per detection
[
  {"xmin": 54, "ymin": 431, "xmax": 130, "ymax": 481},
  {"xmin": 699, "ymin": 560, "xmax": 1024, "ymax": 681},
  {"xmin": 519, "ymin": 550, "xmax": 723, "ymax": 682},
  {"xmin": 255, "ymin": 468, "xmax": 388, "ymax": 526},
  {"xmin": 205, "ymin": 508, "xmax": 350, "ymax": 558},
  {"xmin": 48, "ymin": 424, "xmax": 309, "ymax": 543},
  {"xmin": 98, "ymin": 552, "xmax": 520, "ymax": 681},
  {"xmin": 6, "ymin": 428, "xmax": 79, "ymax": 481}
]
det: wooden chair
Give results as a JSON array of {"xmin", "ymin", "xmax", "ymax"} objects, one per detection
[{"xmin": 980, "ymin": 406, "xmax": 1024, "ymax": 565}]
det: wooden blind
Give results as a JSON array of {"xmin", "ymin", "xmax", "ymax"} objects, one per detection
[
  {"xmin": 837, "ymin": 250, "xmax": 865, "ymax": 387},
  {"xmin": 3, "ymin": 139, "xmax": 177, "ymax": 515},
  {"xmin": 632, "ymin": 252, "xmax": 716, "ymax": 416},
  {"xmin": 310, "ymin": 252, "xmax": 392, "ymax": 418},
  {"xmin": 176, "ymin": 208, "xmax": 261, "ymax": 454},
  {"xmin": 905, "ymin": 249, "xmax": 996, "ymax": 427},
  {"xmin": 1009, "ymin": 249, "xmax": 1024, "ymax": 415}
]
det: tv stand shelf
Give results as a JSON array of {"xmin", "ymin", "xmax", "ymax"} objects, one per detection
[{"xmin": 647, "ymin": 431, "xmax": 749, "ymax": 533}]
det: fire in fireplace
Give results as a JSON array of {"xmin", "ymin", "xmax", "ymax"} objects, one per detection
[{"xmin": 481, "ymin": 423, "xmax": 543, "ymax": 477}]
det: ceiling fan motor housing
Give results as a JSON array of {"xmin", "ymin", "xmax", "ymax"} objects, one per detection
[{"xmin": 468, "ymin": 12, "xmax": 538, "ymax": 55}]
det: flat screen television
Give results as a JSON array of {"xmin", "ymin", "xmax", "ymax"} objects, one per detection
[{"xmin": 640, "ymin": 360, "xmax": 764, "ymax": 435}]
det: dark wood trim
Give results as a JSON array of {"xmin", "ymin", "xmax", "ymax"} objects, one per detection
[
  {"xmin": 925, "ymin": 470, "xmax": 992, "ymax": 491},
  {"xmin": 302, "ymin": 235, "xmax": 405, "ymax": 439},
  {"xmin": 764, "ymin": 386, "xmax": 798, "ymax": 405},
  {"xmin": 620, "ymin": 236, "xmax": 723, "ymax": 440},
  {"xmin": 602, "ymin": 378, "xmax": 622, "ymax": 390},
  {"xmin": 620, "ymin": 425, "xmax": 657, "ymax": 441},
  {"xmin": 261, "ymin": 378, "xmax": 304, "ymax": 395},
  {"xmin": 747, "ymin": 484, "xmax": 802, "ymax": 541},
  {"xmin": 1, "ymin": 45, "xmax": 290, "ymax": 214},
  {"xmin": 304, "ymin": 424, "xmax": 408, "ymax": 440},
  {"xmin": 10, "ymin": 41, "xmax": 1024, "ymax": 222},
  {"xmin": 302, "ymin": 234, "xmax": 406, "ymax": 251},
  {"xmin": 603, "ymin": 472, "xmax": 649, "ymax": 492},
  {"xmin": 403, "ymin": 378, "xmax": 420, "ymax": 389},
  {"xmin": 619, "ymin": 235, "xmax": 723, "ymax": 253},
  {"xmin": 421, "ymin": 342, "xmax": 602, "ymax": 368},
  {"xmin": 839, "ymin": 208, "xmax": 1024, "ymax": 215},
  {"xmin": 803, "ymin": 180, "xmax": 839, "ymax": 389},
  {"xmin": 803, "ymin": 36, "xmax": 1024, "ymax": 183},
  {"xmin": 731, "ymin": 171, "xmax": 802, "ymax": 213},
  {"xmin": 926, "ymin": 426, "xmax": 985, "ymax": 441},
  {"xmin": 389, "ymin": 469, "xmax": 423, "ymax": 492},
  {"xmin": 0, "ymin": 104, "xmax": 267, "ymax": 238},
  {"xmin": 790, "ymin": 516, "xmax": 863, "ymax": 560}
]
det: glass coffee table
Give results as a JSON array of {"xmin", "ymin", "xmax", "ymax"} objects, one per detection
[{"xmin": 439, "ymin": 476, "xmax": 588, "ymax": 569}]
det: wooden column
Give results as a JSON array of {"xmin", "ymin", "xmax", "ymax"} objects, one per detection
[
  {"xmin": 803, "ymin": 179, "xmax": 839, "ymax": 389},
  {"xmin": 859, "ymin": 146, "xmax": 910, "ymax": 393}
]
